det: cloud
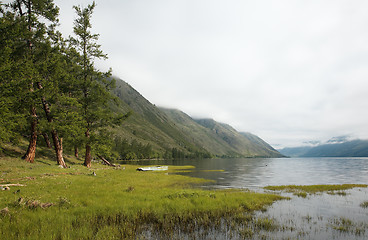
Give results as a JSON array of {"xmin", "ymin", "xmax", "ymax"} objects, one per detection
[
  {"xmin": 55, "ymin": 0, "xmax": 368, "ymax": 148},
  {"xmin": 303, "ymin": 141, "xmax": 321, "ymax": 146},
  {"xmin": 326, "ymin": 135, "xmax": 351, "ymax": 144}
]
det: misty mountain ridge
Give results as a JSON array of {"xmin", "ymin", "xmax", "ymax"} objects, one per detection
[
  {"xmin": 111, "ymin": 77, "xmax": 283, "ymax": 159},
  {"xmin": 279, "ymin": 137, "xmax": 368, "ymax": 157}
]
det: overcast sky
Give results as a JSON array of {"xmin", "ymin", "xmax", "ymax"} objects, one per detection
[{"xmin": 54, "ymin": 0, "xmax": 368, "ymax": 148}]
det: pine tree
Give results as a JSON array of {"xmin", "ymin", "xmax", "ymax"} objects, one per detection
[
  {"xmin": 0, "ymin": 7, "xmax": 28, "ymax": 145},
  {"xmin": 1, "ymin": 1, "xmax": 128, "ymax": 165},
  {"xmin": 33, "ymin": 33, "xmax": 71, "ymax": 168},
  {"xmin": 70, "ymin": 2, "xmax": 128, "ymax": 167},
  {"xmin": 4, "ymin": 0, "xmax": 69, "ymax": 167},
  {"xmin": 5, "ymin": 0, "xmax": 60, "ymax": 163}
]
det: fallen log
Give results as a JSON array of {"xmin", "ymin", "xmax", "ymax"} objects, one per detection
[
  {"xmin": 97, "ymin": 155, "xmax": 117, "ymax": 167},
  {"xmin": 0, "ymin": 184, "xmax": 26, "ymax": 187}
]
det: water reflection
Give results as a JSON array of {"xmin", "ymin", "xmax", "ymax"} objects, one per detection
[
  {"xmin": 257, "ymin": 188, "xmax": 368, "ymax": 239},
  {"xmin": 121, "ymin": 157, "xmax": 368, "ymax": 239},
  {"xmin": 124, "ymin": 157, "xmax": 368, "ymax": 189}
]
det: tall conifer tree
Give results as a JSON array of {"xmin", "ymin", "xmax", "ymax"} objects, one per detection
[
  {"xmin": 6, "ymin": 0, "xmax": 67, "ymax": 167},
  {"xmin": 71, "ymin": 1, "xmax": 122, "ymax": 167},
  {"xmin": 0, "ymin": 5, "xmax": 28, "ymax": 144}
]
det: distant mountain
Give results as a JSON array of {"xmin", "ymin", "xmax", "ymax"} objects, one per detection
[
  {"xmin": 278, "ymin": 146, "xmax": 313, "ymax": 157},
  {"xmin": 279, "ymin": 140, "xmax": 368, "ymax": 157},
  {"xmin": 111, "ymin": 77, "xmax": 283, "ymax": 159}
]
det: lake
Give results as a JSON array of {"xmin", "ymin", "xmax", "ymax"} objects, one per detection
[
  {"xmin": 129, "ymin": 157, "xmax": 368, "ymax": 189},
  {"xmin": 125, "ymin": 157, "xmax": 368, "ymax": 239}
]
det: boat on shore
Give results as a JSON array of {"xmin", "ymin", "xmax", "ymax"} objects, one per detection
[{"xmin": 136, "ymin": 166, "xmax": 168, "ymax": 171}]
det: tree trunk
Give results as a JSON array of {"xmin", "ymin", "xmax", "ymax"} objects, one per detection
[
  {"xmin": 22, "ymin": 0, "xmax": 36, "ymax": 163},
  {"xmin": 74, "ymin": 147, "xmax": 79, "ymax": 159},
  {"xmin": 84, "ymin": 144, "xmax": 92, "ymax": 168},
  {"xmin": 23, "ymin": 106, "xmax": 37, "ymax": 163},
  {"xmin": 37, "ymin": 82, "xmax": 67, "ymax": 168},
  {"xmin": 84, "ymin": 128, "xmax": 91, "ymax": 167},
  {"xmin": 42, "ymin": 132, "xmax": 52, "ymax": 148},
  {"xmin": 97, "ymin": 155, "xmax": 116, "ymax": 167},
  {"xmin": 51, "ymin": 130, "xmax": 67, "ymax": 168}
]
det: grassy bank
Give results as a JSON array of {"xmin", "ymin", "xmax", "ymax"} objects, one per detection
[
  {"xmin": 0, "ymin": 149, "xmax": 285, "ymax": 239},
  {"xmin": 264, "ymin": 184, "xmax": 368, "ymax": 198}
]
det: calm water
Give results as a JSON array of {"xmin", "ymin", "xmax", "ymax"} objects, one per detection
[
  {"xmin": 125, "ymin": 157, "xmax": 368, "ymax": 239},
  {"xmin": 131, "ymin": 157, "xmax": 368, "ymax": 189}
]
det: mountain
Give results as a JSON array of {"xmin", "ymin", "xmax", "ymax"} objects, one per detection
[
  {"xmin": 239, "ymin": 132, "xmax": 282, "ymax": 156},
  {"xmin": 111, "ymin": 78, "xmax": 208, "ymax": 157},
  {"xmin": 161, "ymin": 109, "xmax": 283, "ymax": 158},
  {"xmin": 111, "ymin": 77, "xmax": 283, "ymax": 159},
  {"xmin": 279, "ymin": 140, "xmax": 368, "ymax": 157},
  {"xmin": 278, "ymin": 146, "xmax": 313, "ymax": 157}
]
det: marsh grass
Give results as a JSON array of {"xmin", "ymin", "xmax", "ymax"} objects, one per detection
[
  {"xmin": 264, "ymin": 184, "xmax": 367, "ymax": 198},
  {"xmin": 0, "ymin": 154, "xmax": 285, "ymax": 239},
  {"xmin": 200, "ymin": 169, "xmax": 225, "ymax": 172},
  {"xmin": 254, "ymin": 217, "xmax": 279, "ymax": 231},
  {"xmin": 360, "ymin": 201, "xmax": 368, "ymax": 208},
  {"xmin": 327, "ymin": 190, "xmax": 347, "ymax": 196},
  {"xmin": 293, "ymin": 192, "xmax": 307, "ymax": 198},
  {"xmin": 329, "ymin": 217, "xmax": 368, "ymax": 236}
]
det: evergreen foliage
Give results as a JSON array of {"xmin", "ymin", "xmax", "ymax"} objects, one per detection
[
  {"xmin": 0, "ymin": 1, "xmax": 129, "ymax": 167},
  {"xmin": 0, "ymin": 8, "xmax": 28, "ymax": 143},
  {"xmin": 69, "ymin": 1, "xmax": 129, "ymax": 167}
]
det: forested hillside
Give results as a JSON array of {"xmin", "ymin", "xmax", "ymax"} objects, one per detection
[
  {"xmin": 110, "ymin": 79, "xmax": 213, "ymax": 159},
  {"xmin": 111, "ymin": 78, "xmax": 283, "ymax": 159}
]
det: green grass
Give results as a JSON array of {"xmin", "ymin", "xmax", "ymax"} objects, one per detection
[
  {"xmin": 264, "ymin": 184, "xmax": 367, "ymax": 195},
  {"xmin": 293, "ymin": 191, "xmax": 307, "ymax": 198},
  {"xmin": 0, "ymin": 152, "xmax": 285, "ymax": 239}
]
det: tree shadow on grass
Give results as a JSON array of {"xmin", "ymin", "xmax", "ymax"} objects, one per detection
[
  {"xmin": 36, "ymin": 159, "xmax": 52, "ymax": 165},
  {"xmin": 36, "ymin": 148, "xmax": 55, "ymax": 161},
  {"xmin": 64, "ymin": 157, "xmax": 80, "ymax": 166},
  {"xmin": 0, "ymin": 145, "xmax": 24, "ymax": 158}
]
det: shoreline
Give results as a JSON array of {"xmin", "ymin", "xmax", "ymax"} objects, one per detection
[
  {"xmin": 1, "ymin": 155, "xmax": 367, "ymax": 239},
  {"xmin": 0, "ymin": 156, "xmax": 284, "ymax": 239}
]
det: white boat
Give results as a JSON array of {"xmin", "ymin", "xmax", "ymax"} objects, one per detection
[{"xmin": 136, "ymin": 166, "xmax": 168, "ymax": 171}]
